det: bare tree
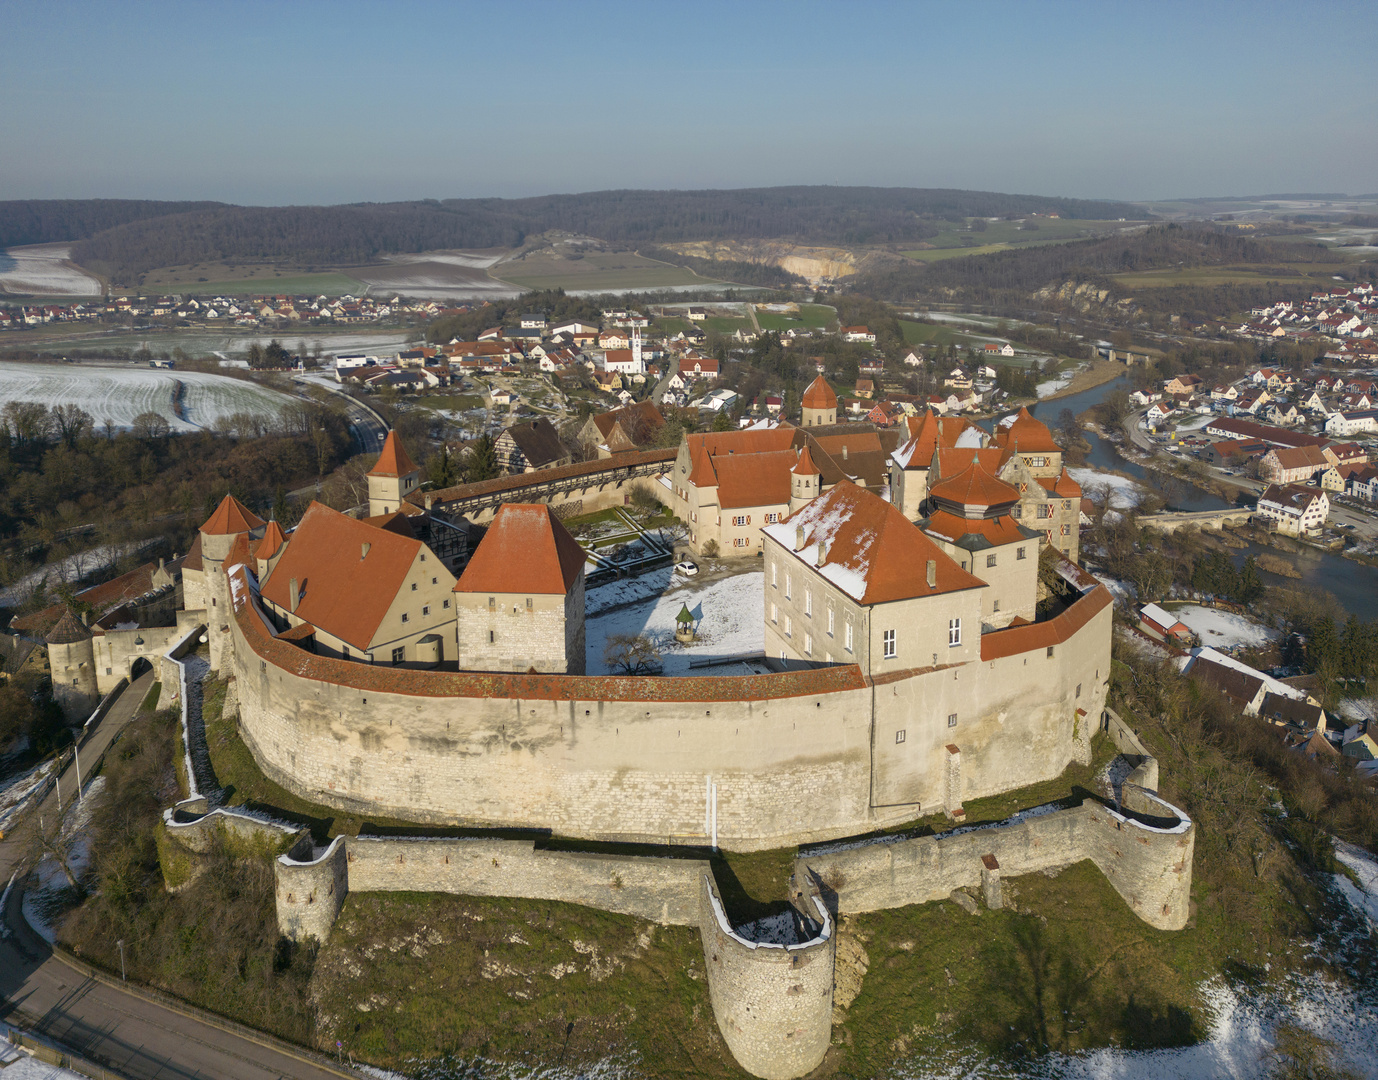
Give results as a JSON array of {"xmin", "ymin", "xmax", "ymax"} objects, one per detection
[{"xmin": 603, "ymin": 634, "xmax": 664, "ymax": 675}]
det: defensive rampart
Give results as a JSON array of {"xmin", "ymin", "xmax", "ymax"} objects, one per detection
[
  {"xmin": 225, "ymin": 568, "xmax": 1112, "ymax": 851},
  {"xmin": 798, "ymin": 784, "xmax": 1193, "ymax": 931}
]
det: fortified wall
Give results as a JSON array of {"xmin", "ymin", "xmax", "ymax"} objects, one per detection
[
  {"xmin": 223, "ymin": 566, "xmax": 1112, "ymax": 850},
  {"xmin": 160, "ymin": 630, "xmax": 1192, "ymax": 1080}
]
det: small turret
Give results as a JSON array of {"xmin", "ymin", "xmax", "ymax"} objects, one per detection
[
  {"xmin": 800, "ymin": 376, "xmax": 837, "ymax": 428},
  {"xmin": 790, "ymin": 446, "xmax": 822, "ymax": 513},
  {"xmin": 367, "ymin": 432, "xmax": 421, "ymax": 516}
]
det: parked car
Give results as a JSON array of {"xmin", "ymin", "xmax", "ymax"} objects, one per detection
[{"xmin": 675, "ymin": 560, "xmax": 699, "ymax": 577}]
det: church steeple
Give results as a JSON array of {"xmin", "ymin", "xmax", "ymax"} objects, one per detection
[{"xmin": 367, "ymin": 432, "xmax": 421, "ymax": 516}]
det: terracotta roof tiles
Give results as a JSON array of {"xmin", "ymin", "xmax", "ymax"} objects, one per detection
[
  {"xmin": 979, "ymin": 586, "xmax": 1111, "ymax": 660},
  {"xmin": 200, "ymin": 494, "xmax": 265, "ymax": 535},
  {"xmin": 929, "ymin": 460, "xmax": 1020, "ymax": 509},
  {"xmin": 802, "ymin": 376, "xmax": 838, "ymax": 409},
  {"xmin": 368, "ymin": 431, "xmax": 420, "ymax": 478},
  {"xmin": 993, "ymin": 407, "xmax": 1061, "ymax": 454},
  {"xmin": 455, "ymin": 504, "xmax": 584, "ymax": 595}
]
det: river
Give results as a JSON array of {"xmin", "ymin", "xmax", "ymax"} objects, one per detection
[{"xmin": 1003, "ymin": 375, "xmax": 1378, "ymax": 619}]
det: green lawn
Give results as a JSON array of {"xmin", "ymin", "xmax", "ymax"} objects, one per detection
[
  {"xmin": 899, "ymin": 319, "xmax": 991, "ymax": 348},
  {"xmin": 702, "ymin": 315, "xmax": 750, "ymax": 335},
  {"xmin": 754, "ymin": 303, "xmax": 836, "ymax": 332},
  {"xmin": 494, "ymin": 252, "xmax": 720, "ymax": 292},
  {"xmin": 902, "ymin": 219, "xmax": 1150, "ymax": 264}
]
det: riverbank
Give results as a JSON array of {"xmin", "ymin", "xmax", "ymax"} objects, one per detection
[{"xmin": 1043, "ymin": 359, "xmax": 1125, "ymax": 402}]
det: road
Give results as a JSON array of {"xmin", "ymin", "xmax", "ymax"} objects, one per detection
[
  {"xmin": 0, "ymin": 673, "xmax": 354, "ymax": 1080},
  {"xmin": 291, "ymin": 378, "xmax": 389, "ymax": 456}
]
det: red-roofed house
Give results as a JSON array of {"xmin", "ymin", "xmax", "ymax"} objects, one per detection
[
  {"xmin": 259, "ymin": 501, "xmax": 458, "ymax": 667},
  {"xmin": 453, "ymin": 504, "xmax": 586, "ymax": 674},
  {"xmin": 763, "ymin": 482, "xmax": 986, "ymax": 674}
]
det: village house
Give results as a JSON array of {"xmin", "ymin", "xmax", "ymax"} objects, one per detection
[
  {"xmin": 495, "ymin": 418, "xmax": 573, "ymax": 474},
  {"xmin": 577, "ymin": 400, "xmax": 666, "ymax": 457},
  {"xmin": 1255, "ymin": 484, "xmax": 1329, "ymax": 536},
  {"xmin": 1257, "ymin": 444, "xmax": 1336, "ymax": 485}
]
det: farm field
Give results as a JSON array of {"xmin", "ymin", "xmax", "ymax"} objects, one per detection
[
  {"xmin": 0, "ymin": 326, "xmax": 417, "ymax": 360},
  {"xmin": 492, "ymin": 251, "xmax": 721, "ymax": 291},
  {"xmin": 353, "ymin": 252, "xmax": 519, "ymax": 298},
  {"xmin": 0, "ymin": 243, "xmax": 103, "ymax": 297},
  {"xmin": 136, "ymin": 261, "xmax": 366, "ymax": 295},
  {"xmin": 901, "ymin": 219, "xmax": 1148, "ymax": 263},
  {"xmin": 0, "ymin": 360, "xmax": 296, "ymax": 431},
  {"xmin": 754, "ymin": 302, "xmax": 836, "ymax": 331},
  {"xmin": 899, "ymin": 318, "xmax": 997, "ymax": 348}
]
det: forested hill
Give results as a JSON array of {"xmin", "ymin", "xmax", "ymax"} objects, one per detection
[
  {"xmin": 0, "ymin": 199, "xmax": 224, "ymax": 248},
  {"xmin": 850, "ymin": 223, "xmax": 1341, "ymax": 303},
  {"xmin": 0, "ymin": 187, "xmax": 1148, "ymax": 280}
]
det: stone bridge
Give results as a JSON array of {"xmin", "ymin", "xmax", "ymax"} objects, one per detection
[{"xmin": 1140, "ymin": 507, "xmax": 1253, "ymax": 534}]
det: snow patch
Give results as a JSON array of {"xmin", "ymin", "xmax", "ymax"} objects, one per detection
[
  {"xmin": 1171, "ymin": 605, "xmax": 1279, "ymax": 649},
  {"xmin": 1068, "ymin": 468, "xmax": 1147, "ymax": 509},
  {"xmin": 1332, "ymin": 841, "xmax": 1378, "ymax": 932}
]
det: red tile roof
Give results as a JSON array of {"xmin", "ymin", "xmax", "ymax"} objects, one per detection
[
  {"xmin": 979, "ymin": 585, "xmax": 1111, "ymax": 660},
  {"xmin": 200, "ymin": 494, "xmax": 265, "ymax": 535},
  {"xmin": 767, "ymin": 481, "xmax": 984, "ymax": 604},
  {"xmin": 416, "ymin": 449, "xmax": 677, "ymax": 506},
  {"xmin": 1036, "ymin": 469, "xmax": 1083, "ymax": 498},
  {"xmin": 456, "ymin": 504, "xmax": 584, "ymax": 595},
  {"xmin": 791, "ymin": 446, "xmax": 820, "ymax": 476},
  {"xmin": 256, "ymin": 520, "xmax": 287, "ymax": 560},
  {"xmin": 715, "ymin": 450, "xmax": 796, "ymax": 509},
  {"xmin": 929, "ymin": 460, "xmax": 1019, "ymax": 509},
  {"xmin": 802, "ymin": 375, "xmax": 838, "ymax": 409},
  {"xmin": 368, "ymin": 431, "xmax": 419, "ymax": 478},
  {"xmin": 260, "ymin": 501, "xmax": 431, "ymax": 651},
  {"xmin": 993, "ymin": 408, "xmax": 1061, "ymax": 454},
  {"xmin": 923, "ymin": 510, "xmax": 1030, "ymax": 547}
]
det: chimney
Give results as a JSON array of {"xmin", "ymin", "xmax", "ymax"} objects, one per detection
[
  {"xmin": 289, "ymin": 578, "xmax": 300, "ymax": 611},
  {"xmin": 816, "ymin": 540, "xmax": 828, "ymax": 567},
  {"xmin": 362, "ymin": 542, "xmax": 371, "ymax": 559},
  {"xmin": 424, "ymin": 493, "xmax": 435, "ymax": 510},
  {"xmin": 842, "ymin": 444, "xmax": 849, "ymax": 461},
  {"xmin": 926, "ymin": 560, "xmax": 937, "ymax": 589},
  {"xmin": 795, "ymin": 524, "xmax": 806, "ymax": 552},
  {"xmin": 158, "ymin": 557, "xmax": 165, "ymax": 572}
]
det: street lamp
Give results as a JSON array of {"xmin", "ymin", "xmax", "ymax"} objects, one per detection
[{"xmin": 117, "ymin": 939, "xmax": 126, "ymax": 981}]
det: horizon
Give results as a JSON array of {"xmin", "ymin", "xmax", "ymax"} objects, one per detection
[{"xmin": 4, "ymin": 0, "xmax": 1375, "ymax": 206}]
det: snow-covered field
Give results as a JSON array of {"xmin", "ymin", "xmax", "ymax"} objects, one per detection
[
  {"xmin": 1171, "ymin": 604, "xmax": 1279, "ymax": 648},
  {"xmin": 0, "ymin": 362, "xmax": 296, "ymax": 431},
  {"xmin": 1069, "ymin": 468, "xmax": 1148, "ymax": 509},
  {"xmin": 585, "ymin": 570, "xmax": 764, "ymax": 675},
  {"xmin": 0, "ymin": 244, "xmax": 101, "ymax": 297},
  {"xmin": 1333, "ymin": 840, "xmax": 1378, "ymax": 932},
  {"xmin": 0, "ymin": 759, "xmax": 55, "ymax": 835},
  {"xmin": 1037, "ymin": 377, "xmax": 1072, "ymax": 397}
]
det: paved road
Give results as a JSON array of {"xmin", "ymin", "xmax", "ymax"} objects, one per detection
[{"xmin": 0, "ymin": 674, "xmax": 351, "ymax": 1080}]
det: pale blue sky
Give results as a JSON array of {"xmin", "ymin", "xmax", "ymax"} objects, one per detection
[{"xmin": 3, "ymin": 0, "xmax": 1375, "ymax": 205}]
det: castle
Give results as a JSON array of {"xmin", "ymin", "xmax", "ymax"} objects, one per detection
[{"xmin": 27, "ymin": 393, "xmax": 1200, "ymax": 1080}]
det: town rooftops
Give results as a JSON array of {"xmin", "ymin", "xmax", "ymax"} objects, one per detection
[
  {"xmin": 791, "ymin": 446, "xmax": 820, "ymax": 476},
  {"xmin": 1258, "ymin": 483, "xmax": 1325, "ymax": 512},
  {"xmin": 1189, "ymin": 654, "xmax": 1265, "ymax": 707},
  {"xmin": 1269, "ymin": 444, "xmax": 1331, "ymax": 471},
  {"xmin": 456, "ymin": 504, "xmax": 584, "ymax": 595},
  {"xmin": 45, "ymin": 607, "xmax": 93, "ymax": 644},
  {"xmin": 590, "ymin": 401, "xmax": 665, "ymax": 444},
  {"xmin": 201, "ymin": 494, "xmax": 265, "ymax": 535},
  {"xmin": 368, "ymin": 431, "xmax": 420, "ymax": 478},
  {"xmin": 260, "ymin": 501, "xmax": 430, "ymax": 652},
  {"xmin": 764, "ymin": 480, "xmax": 984, "ymax": 605},
  {"xmin": 802, "ymin": 375, "xmax": 838, "ymax": 410}
]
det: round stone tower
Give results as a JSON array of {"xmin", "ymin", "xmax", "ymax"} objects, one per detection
[
  {"xmin": 800, "ymin": 376, "xmax": 837, "ymax": 428},
  {"xmin": 789, "ymin": 446, "xmax": 821, "ymax": 514},
  {"xmin": 46, "ymin": 607, "xmax": 98, "ymax": 722}
]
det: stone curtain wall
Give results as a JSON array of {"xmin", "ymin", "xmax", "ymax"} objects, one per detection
[
  {"xmin": 227, "ymin": 586, "xmax": 1112, "ymax": 851},
  {"xmin": 799, "ymin": 786, "xmax": 1194, "ymax": 932}
]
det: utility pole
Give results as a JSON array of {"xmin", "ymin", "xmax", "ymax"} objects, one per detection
[
  {"xmin": 117, "ymin": 939, "xmax": 126, "ymax": 981},
  {"xmin": 74, "ymin": 740, "xmax": 84, "ymax": 805}
]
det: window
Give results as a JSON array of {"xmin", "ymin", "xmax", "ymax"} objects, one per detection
[
  {"xmin": 422, "ymin": 605, "xmax": 430, "ymax": 616},
  {"xmin": 805, "ymin": 633, "xmax": 813, "ymax": 655},
  {"xmin": 488, "ymin": 630, "xmax": 496, "ymax": 643},
  {"xmin": 785, "ymin": 573, "xmax": 792, "ymax": 599},
  {"xmin": 772, "ymin": 563, "xmax": 778, "ymax": 587},
  {"xmin": 733, "ymin": 515, "xmax": 748, "ymax": 526},
  {"xmin": 1012, "ymin": 506, "xmax": 1022, "ymax": 519},
  {"xmin": 845, "ymin": 621, "xmax": 853, "ymax": 652},
  {"xmin": 1076, "ymin": 683, "xmax": 1082, "ymax": 698},
  {"xmin": 771, "ymin": 603, "xmax": 778, "ymax": 624},
  {"xmin": 883, "ymin": 629, "xmax": 896, "ymax": 658},
  {"xmin": 948, "ymin": 618, "xmax": 961, "ymax": 646},
  {"xmin": 411, "ymin": 583, "xmax": 417, "ymax": 591},
  {"xmin": 1031, "ymin": 456, "xmax": 1047, "ymax": 468},
  {"xmin": 828, "ymin": 608, "xmax": 835, "ymax": 636},
  {"xmin": 488, "ymin": 596, "xmax": 496, "ymax": 610},
  {"xmin": 526, "ymin": 597, "xmax": 533, "ymax": 609},
  {"xmin": 785, "ymin": 616, "xmax": 793, "ymax": 638},
  {"xmin": 986, "ymin": 553, "xmax": 997, "ymax": 568},
  {"xmin": 443, "ymin": 598, "xmax": 450, "ymax": 609},
  {"xmin": 391, "ymin": 646, "xmax": 405, "ymax": 663},
  {"xmin": 734, "ymin": 537, "xmax": 748, "ymax": 548},
  {"xmin": 105, "ymin": 667, "xmax": 112, "ymax": 676},
  {"xmin": 1017, "ymin": 546, "xmax": 1027, "ymax": 560},
  {"xmin": 1047, "ymin": 645, "xmax": 1055, "ymax": 658},
  {"xmin": 419, "ymin": 553, "xmax": 426, "ymax": 561},
  {"xmin": 895, "ymin": 729, "xmax": 906, "ymax": 744},
  {"xmin": 431, "ymin": 577, "xmax": 437, "ymax": 585},
  {"xmin": 948, "ymin": 713, "xmax": 958, "ymax": 728},
  {"xmin": 766, "ymin": 512, "xmax": 779, "ymax": 523},
  {"xmin": 805, "ymin": 589, "xmax": 812, "ymax": 616},
  {"xmin": 401, "ymin": 613, "xmax": 410, "ymax": 623},
  {"xmin": 1038, "ymin": 504, "xmax": 1053, "ymax": 519},
  {"xmin": 1060, "ymin": 524, "xmax": 1071, "ymax": 537},
  {"xmin": 993, "ymin": 599, "xmax": 1000, "ymax": 612}
]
